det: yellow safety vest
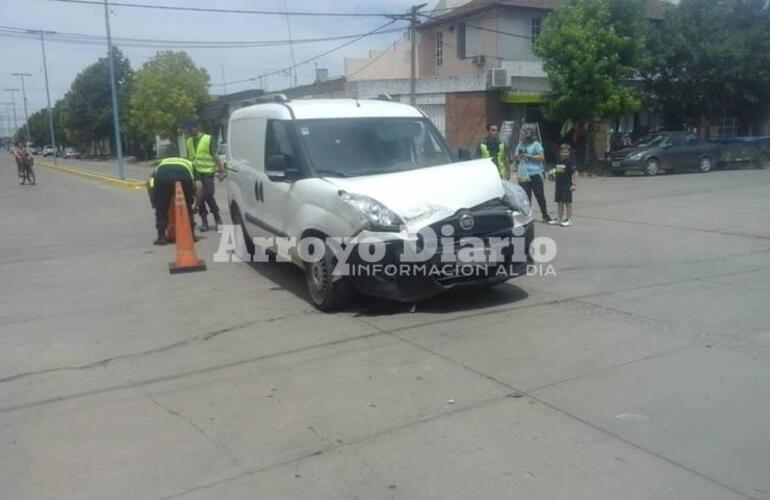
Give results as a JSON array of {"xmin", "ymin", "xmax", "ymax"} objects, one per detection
[
  {"xmin": 148, "ymin": 157, "xmax": 194, "ymax": 189},
  {"xmin": 186, "ymin": 134, "xmax": 216, "ymax": 174},
  {"xmin": 479, "ymin": 141, "xmax": 506, "ymax": 176}
]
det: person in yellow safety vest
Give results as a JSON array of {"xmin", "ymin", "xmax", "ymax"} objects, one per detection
[
  {"xmin": 477, "ymin": 123, "xmax": 507, "ymax": 178},
  {"xmin": 184, "ymin": 121, "xmax": 224, "ymax": 232},
  {"xmin": 147, "ymin": 157, "xmax": 197, "ymax": 246}
]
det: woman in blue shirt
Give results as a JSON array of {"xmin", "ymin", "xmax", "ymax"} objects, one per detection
[{"xmin": 514, "ymin": 127, "xmax": 553, "ymax": 223}]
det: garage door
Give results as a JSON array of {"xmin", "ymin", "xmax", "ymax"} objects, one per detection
[{"xmin": 418, "ymin": 104, "xmax": 446, "ymax": 137}]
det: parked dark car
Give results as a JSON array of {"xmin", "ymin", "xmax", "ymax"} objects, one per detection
[
  {"xmin": 709, "ymin": 136, "xmax": 770, "ymax": 170},
  {"xmin": 609, "ymin": 132, "xmax": 718, "ymax": 176}
]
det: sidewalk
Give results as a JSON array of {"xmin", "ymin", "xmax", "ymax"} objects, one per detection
[
  {"xmin": 35, "ymin": 156, "xmax": 154, "ymax": 190},
  {"xmin": 40, "ymin": 156, "xmax": 154, "ymax": 180}
]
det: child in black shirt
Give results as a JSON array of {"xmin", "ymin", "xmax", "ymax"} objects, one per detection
[{"xmin": 551, "ymin": 143, "xmax": 577, "ymax": 227}]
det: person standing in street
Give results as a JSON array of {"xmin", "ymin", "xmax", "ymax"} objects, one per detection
[
  {"xmin": 146, "ymin": 157, "xmax": 197, "ymax": 246},
  {"xmin": 552, "ymin": 143, "xmax": 578, "ymax": 226},
  {"xmin": 514, "ymin": 127, "xmax": 553, "ymax": 223},
  {"xmin": 477, "ymin": 123, "xmax": 507, "ymax": 178},
  {"xmin": 185, "ymin": 121, "xmax": 224, "ymax": 232}
]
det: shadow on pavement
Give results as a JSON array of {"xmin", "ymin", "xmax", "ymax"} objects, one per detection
[{"xmin": 244, "ymin": 260, "xmax": 530, "ymax": 316}]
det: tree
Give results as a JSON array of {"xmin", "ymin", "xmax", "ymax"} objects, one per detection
[
  {"xmin": 127, "ymin": 51, "xmax": 210, "ymax": 153},
  {"xmin": 59, "ymin": 47, "xmax": 133, "ymax": 155},
  {"xmin": 534, "ymin": 0, "xmax": 647, "ymax": 162},
  {"xmin": 21, "ymin": 101, "xmax": 67, "ymax": 147},
  {"xmin": 643, "ymin": 0, "xmax": 770, "ymax": 135}
]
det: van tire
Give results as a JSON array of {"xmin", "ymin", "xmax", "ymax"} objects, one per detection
[
  {"xmin": 305, "ymin": 240, "xmax": 351, "ymax": 311},
  {"xmin": 230, "ymin": 204, "xmax": 255, "ymax": 259}
]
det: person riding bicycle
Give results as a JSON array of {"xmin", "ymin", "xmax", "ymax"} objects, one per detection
[{"xmin": 13, "ymin": 140, "xmax": 34, "ymax": 179}]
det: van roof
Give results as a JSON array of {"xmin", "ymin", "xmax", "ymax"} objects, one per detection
[{"xmin": 231, "ymin": 98, "xmax": 425, "ymax": 121}]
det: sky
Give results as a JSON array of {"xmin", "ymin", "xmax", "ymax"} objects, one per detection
[{"xmin": 0, "ymin": 0, "xmax": 423, "ymax": 129}]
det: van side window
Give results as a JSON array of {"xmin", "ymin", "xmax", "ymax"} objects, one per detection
[{"xmin": 265, "ymin": 120, "xmax": 295, "ymax": 164}]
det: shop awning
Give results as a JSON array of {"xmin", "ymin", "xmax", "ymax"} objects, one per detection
[{"xmin": 501, "ymin": 92, "xmax": 546, "ymax": 104}]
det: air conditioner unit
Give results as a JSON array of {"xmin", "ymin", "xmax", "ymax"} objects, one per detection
[
  {"xmin": 471, "ymin": 55, "xmax": 486, "ymax": 67},
  {"xmin": 487, "ymin": 68, "xmax": 509, "ymax": 89}
]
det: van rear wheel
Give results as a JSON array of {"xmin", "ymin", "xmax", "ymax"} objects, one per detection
[{"xmin": 305, "ymin": 241, "xmax": 351, "ymax": 311}]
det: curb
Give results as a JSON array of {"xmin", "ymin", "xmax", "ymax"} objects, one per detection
[{"xmin": 36, "ymin": 160, "xmax": 146, "ymax": 190}]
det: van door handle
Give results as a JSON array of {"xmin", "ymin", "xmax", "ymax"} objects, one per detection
[
  {"xmin": 254, "ymin": 181, "xmax": 261, "ymax": 202},
  {"xmin": 259, "ymin": 181, "xmax": 264, "ymax": 202}
]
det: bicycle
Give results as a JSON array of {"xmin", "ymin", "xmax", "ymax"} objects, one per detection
[{"xmin": 17, "ymin": 156, "xmax": 36, "ymax": 186}]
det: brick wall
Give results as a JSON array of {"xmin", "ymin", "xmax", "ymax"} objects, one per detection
[
  {"xmin": 445, "ymin": 91, "xmax": 506, "ymax": 153},
  {"xmin": 446, "ymin": 92, "xmax": 486, "ymax": 152}
]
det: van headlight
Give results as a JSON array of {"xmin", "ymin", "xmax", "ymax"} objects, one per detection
[
  {"xmin": 339, "ymin": 191, "xmax": 404, "ymax": 232},
  {"xmin": 628, "ymin": 152, "xmax": 644, "ymax": 161},
  {"xmin": 502, "ymin": 181, "xmax": 532, "ymax": 220}
]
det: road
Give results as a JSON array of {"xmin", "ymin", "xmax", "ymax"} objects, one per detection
[{"xmin": 1, "ymin": 154, "xmax": 770, "ymax": 500}]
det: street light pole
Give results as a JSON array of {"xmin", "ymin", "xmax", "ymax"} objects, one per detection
[
  {"xmin": 103, "ymin": 0, "xmax": 125, "ymax": 179},
  {"xmin": 3, "ymin": 91, "xmax": 19, "ymax": 138},
  {"xmin": 11, "ymin": 73, "xmax": 32, "ymax": 144},
  {"xmin": 387, "ymin": 4, "xmax": 426, "ymax": 106},
  {"xmin": 29, "ymin": 30, "xmax": 58, "ymax": 164}
]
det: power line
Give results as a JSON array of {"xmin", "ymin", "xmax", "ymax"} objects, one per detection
[
  {"xmin": 465, "ymin": 23, "xmax": 531, "ymax": 40},
  {"xmin": 0, "ymin": 25, "xmax": 406, "ymax": 49},
  {"xmin": 51, "ymin": 0, "xmax": 397, "ymax": 18},
  {"xmin": 211, "ymin": 20, "xmax": 401, "ymax": 88},
  {"xmin": 348, "ymin": 33, "xmax": 408, "ymax": 79}
]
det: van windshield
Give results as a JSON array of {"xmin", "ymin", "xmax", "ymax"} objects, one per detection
[{"xmin": 294, "ymin": 118, "xmax": 452, "ymax": 177}]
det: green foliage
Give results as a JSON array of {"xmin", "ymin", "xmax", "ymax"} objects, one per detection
[
  {"xmin": 534, "ymin": 0, "xmax": 647, "ymax": 125},
  {"xmin": 643, "ymin": 0, "xmax": 770, "ymax": 131},
  {"xmin": 58, "ymin": 47, "xmax": 133, "ymax": 152},
  {"xmin": 128, "ymin": 51, "xmax": 211, "ymax": 142}
]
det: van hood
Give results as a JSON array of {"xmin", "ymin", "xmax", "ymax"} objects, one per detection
[{"xmin": 322, "ymin": 159, "xmax": 505, "ymax": 228}]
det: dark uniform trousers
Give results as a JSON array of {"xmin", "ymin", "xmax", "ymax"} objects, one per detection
[
  {"xmin": 196, "ymin": 173, "xmax": 220, "ymax": 219},
  {"xmin": 153, "ymin": 165, "xmax": 196, "ymax": 232}
]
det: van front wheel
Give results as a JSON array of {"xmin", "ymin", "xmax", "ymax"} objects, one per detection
[{"xmin": 305, "ymin": 242, "xmax": 351, "ymax": 311}]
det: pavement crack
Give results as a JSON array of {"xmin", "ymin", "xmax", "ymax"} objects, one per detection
[
  {"xmin": 578, "ymin": 213, "xmax": 770, "ymax": 241},
  {"xmin": 157, "ymin": 394, "xmax": 507, "ymax": 500},
  {"xmin": 0, "ymin": 314, "xmax": 311, "ymax": 385},
  {"xmin": 103, "ymin": 367, "xmax": 243, "ymax": 470}
]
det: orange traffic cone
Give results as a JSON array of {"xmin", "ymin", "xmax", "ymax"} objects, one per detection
[
  {"xmin": 166, "ymin": 198, "xmax": 176, "ymax": 241},
  {"xmin": 169, "ymin": 181, "xmax": 206, "ymax": 274}
]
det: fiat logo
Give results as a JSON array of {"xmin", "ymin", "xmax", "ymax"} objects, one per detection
[{"xmin": 459, "ymin": 213, "xmax": 475, "ymax": 231}]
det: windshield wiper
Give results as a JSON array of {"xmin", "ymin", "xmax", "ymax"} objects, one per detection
[{"xmin": 315, "ymin": 168, "xmax": 350, "ymax": 177}]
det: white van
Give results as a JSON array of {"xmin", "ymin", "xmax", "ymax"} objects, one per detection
[{"xmin": 227, "ymin": 96, "xmax": 533, "ymax": 310}]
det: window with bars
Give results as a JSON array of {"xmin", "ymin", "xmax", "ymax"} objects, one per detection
[
  {"xmin": 531, "ymin": 18, "xmax": 541, "ymax": 47},
  {"xmin": 717, "ymin": 115, "xmax": 739, "ymax": 137},
  {"xmin": 436, "ymin": 31, "xmax": 444, "ymax": 67}
]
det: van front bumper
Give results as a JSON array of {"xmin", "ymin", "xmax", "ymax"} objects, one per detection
[{"xmin": 347, "ymin": 223, "xmax": 534, "ymax": 303}]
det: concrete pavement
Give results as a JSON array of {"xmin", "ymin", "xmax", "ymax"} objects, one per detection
[{"xmin": 1, "ymin": 154, "xmax": 769, "ymax": 499}]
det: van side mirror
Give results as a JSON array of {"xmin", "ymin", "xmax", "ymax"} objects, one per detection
[
  {"xmin": 266, "ymin": 154, "xmax": 300, "ymax": 182},
  {"xmin": 457, "ymin": 148, "xmax": 472, "ymax": 161}
]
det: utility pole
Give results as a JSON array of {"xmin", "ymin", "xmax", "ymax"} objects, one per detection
[
  {"xmin": 2, "ymin": 104, "xmax": 14, "ymax": 140},
  {"xmin": 3, "ymin": 91, "xmax": 19, "ymax": 139},
  {"xmin": 29, "ymin": 30, "xmax": 58, "ymax": 164},
  {"xmin": 283, "ymin": 0, "xmax": 298, "ymax": 87},
  {"xmin": 387, "ymin": 4, "xmax": 426, "ymax": 106},
  {"xmin": 11, "ymin": 73, "xmax": 32, "ymax": 143},
  {"xmin": 219, "ymin": 54, "xmax": 228, "ymax": 95},
  {"xmin": 103, "ymin": 0, "xmax": 125, "ymax": 179}
]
